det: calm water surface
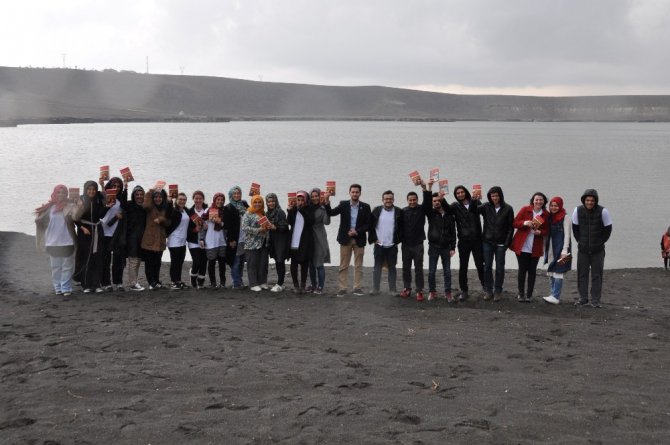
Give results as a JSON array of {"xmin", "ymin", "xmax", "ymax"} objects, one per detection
[{"xmin": 1, "ymin": 121, "xmax": 668, "ymax": 269}]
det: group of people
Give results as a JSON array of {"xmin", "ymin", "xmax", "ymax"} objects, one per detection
[{"xmin": 35, "ymin": 174, "xmax": 613, "ymax": 307}]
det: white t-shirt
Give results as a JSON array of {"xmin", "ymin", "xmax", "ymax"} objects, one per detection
[
  {"xmin": 291, "ymin": 211, "xmax": 305, "ymax": 249},
  {"xmin": 45, "ymin": 206, "xmax": 73, "ymax": 247},
  {"xmin": 375, "ymin": 208, "xmax": 395, "ymax": 247},
  {"xmin": 101, "ymin": 200, "xmax": 121, "ymax": 237},
  {"xmin": 203, "ymin": 219, "xmax": 226, "ymax": 249},
  {"xmin": 521, "ymin": 209, "xmax": 542, "ymax": 254},
  {"xmin": 167, "ymin": 210, "xmax": 190, "ymax": 248},
  {"xmin": 187, "ymin": 208, "xmax": 206, "ymax": 249}
]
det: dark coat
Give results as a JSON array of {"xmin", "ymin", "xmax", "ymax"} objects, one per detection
[
  {"xmin": 327, "ymin": 200, "xmax": 372, "ymax": 247},
  {"xmin": 287, "ymin": 206, "xmax": 315, "ymax": 262},
  {"xmin": 369, "ymin": 206, "xmax": 403, "ymax": 246},
  {"xmin": 477, "ymin": 186, "xmax": 514, "ymax": 247},
  {"xmin": 121, "ymin": 188, "xmax": 146, "ymax": 258}
]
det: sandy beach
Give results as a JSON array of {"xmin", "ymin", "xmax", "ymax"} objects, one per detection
[{"xmin": 1, "ymin": 231, "xmax": 669, "ymax": 444}]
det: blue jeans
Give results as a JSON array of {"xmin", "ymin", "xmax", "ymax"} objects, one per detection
[
  {"xmin": 372, "ymin": 244, "xmax": 398, "ymax": 292},
  {"xmin": 550, "ymin": 274, "xmax": 564, "ymax": 299},
  {"xmin": 50, "ymin": 254, "xmax": 75, "ymax": 293},
  {"xmin": 482, "ymin": 242, "xmax": 507, "ymax": 293},
  {"xmin": 309, "ymin": 262, "xmax": 326, "ymax": 289},
  {"xmin": 428, "ymin": 245, "xmax": 452, "ymax": 292},
  {"xmin": 231, "ymin": 249, "xmax": 246, "ymax": 287}
]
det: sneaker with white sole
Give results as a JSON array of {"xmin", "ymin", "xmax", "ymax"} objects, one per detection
[
  {"xmin": 94, "ymin": 288, "xmax": 104, "ymax": 293},
  {"xmin": 62, "ymin": 292, "xmax": 72, "ymax": 297},
  {"xmin": 129, "ymin": 283, "xmax": 145, "ymax": 291},
  {"xmin": 543, "ymin": 295, "xmax": 560, "ymax": 305},
  {"xmin": 250, "ymin": 286, "xmax": 262, "ymax": 292},
  {"xmin": 83, "ymin": 288, "xmax": 92, "ymax": 294},
  {"xmin": 260, "ymin": 283, "xmax": 269, "ymax": 290},
  {"xmin": 270, "ymin": 284, "xmax": 283, "ymax": 292}
]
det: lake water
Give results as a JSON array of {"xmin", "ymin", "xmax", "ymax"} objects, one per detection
[{"xmin": 1, "ymin": 121, "xmax": 668, "ymax": 269}]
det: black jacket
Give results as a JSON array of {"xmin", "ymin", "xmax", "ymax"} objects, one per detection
[
  {"xmin": 477, "ymin": 186, "xmax": 514, "ymax": 247},
  {"xmin": 327, "ymin": 200, "xmax": 372, "ymax": 247},
  {"xmin": 422, "ymin": 190, "xmax": 456, "ymax": 249},
  {"xmin": 184, "ymin": 204, "xmax": 208, "ymax": 245},
  {"xmin": 120, "ymin": 187, "xmax": 146, "ymax": 258},
  {"xmin": 401, "ymin": 203, "xmax": 426, "ymax": 247},
  {"xmin": 368, "ymin": 206, "xmax": 403, "ymax": 246},
  {"xmin": 450, "ymin": 185, "xmax": 482, "ymax": 242},
  {"xmin": 287, "ymin": 205, "xmax": 315, "ymax": 262},
  {"xmin": 573, "ymin": 189, "xmax": 612, "ymax": 254}
]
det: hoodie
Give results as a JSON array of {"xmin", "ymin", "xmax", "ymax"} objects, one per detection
[
  {"xmin": 477, "ymin": 186, "xmax": 514, "ymax": 247},
  {"xmin": 573, "ymin": 188, "xmax": 612, "ymax": 254},
  {"xmin": 450, "ymin": 185, "xmax": 483, "ymax": 241}
]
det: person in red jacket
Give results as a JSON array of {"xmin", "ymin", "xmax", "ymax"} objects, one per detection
[
  {"xmin": 662, "ymin": 226, "xmax": 670, "ymax": 270},
  {"xmin": 510, "ymin": 192, "xmax": 549, "ymax": 302}
]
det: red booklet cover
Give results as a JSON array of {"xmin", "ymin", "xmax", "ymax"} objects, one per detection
[
  {"xmin": 168, "ymin": 184, "xmax": 179, "ymax": 199},
  {"xmin": 326, "ymin": 180, "xmax": 336, "ymax": 195},
  {"xmin": 287, "ymin": 192, "xmax": 297, "ymax": 207},
  {"xmin": 105, "ymin": 189, "xmax": 118, "ymax": 206},
  {"xmin": 430, "ymin": 168, "xmax": 440, "ymax": 181},
  {"xmin": 120, "ymin": 167, "xmax": 134, "ymax": 182},
  {"xmin": 68, "ymin": 187, "xmax": 80, "ymax": 201},
  {"xmin": 408, "ymin": 170, "xmax": 421, "ymax": 184},
  {"xmin": 99, "ymin": 165, "xmax": 110, "ymax": 181},
  {"xmin": 249, "ymin": 182, "xmax": 261, "ymax": 197},
  {"xmin": 190, "ymin": 213, "xmax": 203, "ymax": 225},
  {"xmin": 533, "ymin": 215, "xmax": 545, "ymax": 227},
  {"xmin": 258, "ymin": 215, "xmax": 269, "ymax": 228},
  {"xmin": 438, "ymin": 179, "xmax": 449, "ymax": 195},
  {"xmin": 153, "ymin": 180, "xmax": 166, "ymax": 191}
]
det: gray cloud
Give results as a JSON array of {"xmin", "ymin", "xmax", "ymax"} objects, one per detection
[{"xmin": 2, "ymin": 0, "xmax": 669, "ymax": 94}]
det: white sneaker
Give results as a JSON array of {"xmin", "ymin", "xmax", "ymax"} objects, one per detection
[
  {"xmin": 543, "ymin": 295, "xmax": 560, "ymax": 305},
  {"xmin": 260, "ymin": 283, "xmax": 269, "ymax": 290},
  {"xmin": 270, "ymin": 284, "xmax": 283, "ymax": 293},
  {"xmin": 129, "ymin": 283, "xmax": 145, "ymax": 291},
  {"xmin": 250, "ymin": 286, "xmax": 262, "ymax": 292}
]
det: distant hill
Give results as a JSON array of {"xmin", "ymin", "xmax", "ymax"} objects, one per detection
[{"xmin": 2, "ymin": 66, "xmax": 670, "ymax": 124}]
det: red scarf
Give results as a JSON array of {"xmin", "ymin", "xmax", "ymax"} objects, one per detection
[
  {"xmin": 35, "ymin": 184, "xmax": 68, "ymax": 214},
  {"xmin": 549, "ymin": 196, "xmax": 566, "ymax": 223}
]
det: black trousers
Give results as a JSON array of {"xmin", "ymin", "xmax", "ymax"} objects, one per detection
[
  {"xmin": 402, "ymin": 243, "xmax": 424, "ymax": 290},
  {"xmin": 169, "ymin": 246, "xmax": 186, "ymax": 283},
  {"xmin": 577, "ymin": 249, "xmax": 606, "ymax": 304},
  {"xmin": 275, "ymin": 260, "xmax": 286, "ymax": 286},
  {"xmin": 457, "ymin": 238, "xmax": 484, "ymax": 292},
  {"xmin": 516, "ymin": 252, "xmax": 540, "ymax": 297},
  {"xmin": 208, "ymin": 256, "xmax": 226, "ymax": 286},
  {"xmin": 101, "ymin": 237, "xmax": 126, "ymax": 286},
  {"xmin": 144, "ymin": 250, "xmax": 163, "ymax": 286},
  {"xmin": 290, "ymin": 259, "xmax": 309, "ymax": 289},
  {"xmin": 189, "ymin": 247, "xmax": 207, "ymax": 279}
]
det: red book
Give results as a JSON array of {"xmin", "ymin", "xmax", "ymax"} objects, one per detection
[
  {"xmin": 99, "ymin": 165, "xmax": 110, "ymax": 181},
  {"xmin": 68, "ymin": 187, "xmax": 80, "ymax": 202},
  {"xmin": 287, "ymin": 192, "xmax": 297, "ymax": 207},
  {"xmin": 438, "ymin": 179, "xmax": 449, "ymax": 195},
  {"xmin": 105, "ymin": 188, "xmax": 118, "ymax": 206},
  {"xmin": 168, "ymin": 184, "xmax": 179, "ymax": 199},
  {"xmin": 190, "ymin": 213, "xmax": 203, "ymax": 225},
  {"xmin": 472, "ymin": 184, "xmax": 482, "ymax": 199},
  {"xmin": 153, "ymin": 180, "xmax": 166, "ymax": 191},
  {"xmin": 258, "ymin": 215, "xmax": 269, "ymax": 228},
  {"xmin": 249, "ymin": 182, "xmax": 261, "ymax": 197},
  {"xmin": 408, "ymin": 170, "xmax": 421, "ymax": 184},
  {"xmin": 430, "ymin": 168, "xmax": 440, "ymax": 181},
  {"xmin": 326, "ymin": 180, "xmax": 336, "ymax": 195},
  {"xmin": 208, "ymin": 208, "xmax": 219, "ymax": 219},
  {"xmin": 533, "ymin": 215, "xmax": 545, "ymax": 227},
  {"xmin": 120, "ymin": 167, "xmax": 134, "ymax": 182}
]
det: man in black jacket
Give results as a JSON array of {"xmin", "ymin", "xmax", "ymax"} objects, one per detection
[
  {"xmin": 327, "ymin": 184, "xmax": 372, "ymax": 296},
  {"xmin": 400, "ymin": 190, "xmax": 427, "ymax": 301},
  {"xmin": 422, "ymin": 181, "xmax": 457, "ymax": 302},
  {"xmin": 451, "ymin": 185, "xmax": 485, "ymax": 301},
  {"xmin": 477, "ymin": 186, "xmax": 514, "ymax": 302},
  {"xmin": 369, "ymin": 190, "xmax": 403, "ymax": 296},
  {"xmin": 572, "ymin": 189, "xmax": 612, "ymax": 308}
]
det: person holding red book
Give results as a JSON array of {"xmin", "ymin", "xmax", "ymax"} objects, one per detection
[
  {"xmin": 265, "ymin": 193, "xmax": 290, "ymax": 292},
  {"xmin": 141, "ymin": 188, "xmax": 172, "ymax": 290},
  {"xmin": 73, "ymin": 180, "xmax": 108, "ymax": 293},
  {"xmin": 242, "ymin": 195, "xmax": 270, "ymax": 292},
  {"xmin": 199, "ymin": 193, "xmax": 227, "ymax": 289},
  {"xmin": 510, "ymin": 192, "xmax": 550, "ymax": 302},
  {"xmin": 542, "ymin": 196, "xmax": 572, "ymax": 304},
  {"xmin": 35, "ymin": 184, "xmax": 78, "ymax": 296},
  {"xmin": 186, "ymin": 191, "xmax": 208, "ymax": 288}
]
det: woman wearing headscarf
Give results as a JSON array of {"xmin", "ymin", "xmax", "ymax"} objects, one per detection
[
  {"xmin": 122, "ymin": 184, "xmax": 146, "ymax": 291},
  {"xmin": 307, "ymin": 188, "xmax": 331, "ymax": 295},
  {"xmin": 35, "ymin": 184, "xmax": 77, "ymax": 296},
  {"xmin": 242, "ymin": 195, "xmax": 270, "ymax": 291},
  {"xmin": 510, "ymin": 192, "xmax": 550, "ymax": 302},
  {"xmin": 543, "ymin": 196, "xmax": 573, "ymax": 304},
  {"xmin": 225, "ymin": 186, "xmax": 249, "ymax": 289},
  {"xmin": 167, "ymin": 192, "xmax": 190, "ymax": 289},
  {"xmin": 141, "ymin": 188, "xmax": 172, "ymax": 290},
  {"xmin": 265, "ymin": 193, "xmax": 289, "ymax": 292},
  {"xmin": 100, "ymin": 176, "xmax": 126, "ymax": 291},
  {"xmin": 186, "ymin": 190, "xmax": 208, "ymax": 288},
  {"xmin": 287, "ymin": 190, "xmax": 314, "ymax": 293},
  {"xmin": 199, "ymin": 192, "xmax": 228, "ymax": 288},
  {"xmin": 73, "ymin": 180, "xmax": 108, "ymax": 293}
]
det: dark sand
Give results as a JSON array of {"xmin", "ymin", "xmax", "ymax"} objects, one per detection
[{"xmin": 1, "ymin": 231, "xmax": 669, "ymax": 444}]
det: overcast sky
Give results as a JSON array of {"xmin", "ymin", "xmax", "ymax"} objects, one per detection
[{"xmin": 2, "ymin": 0, "xmax": 669, "ymax": 96}]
